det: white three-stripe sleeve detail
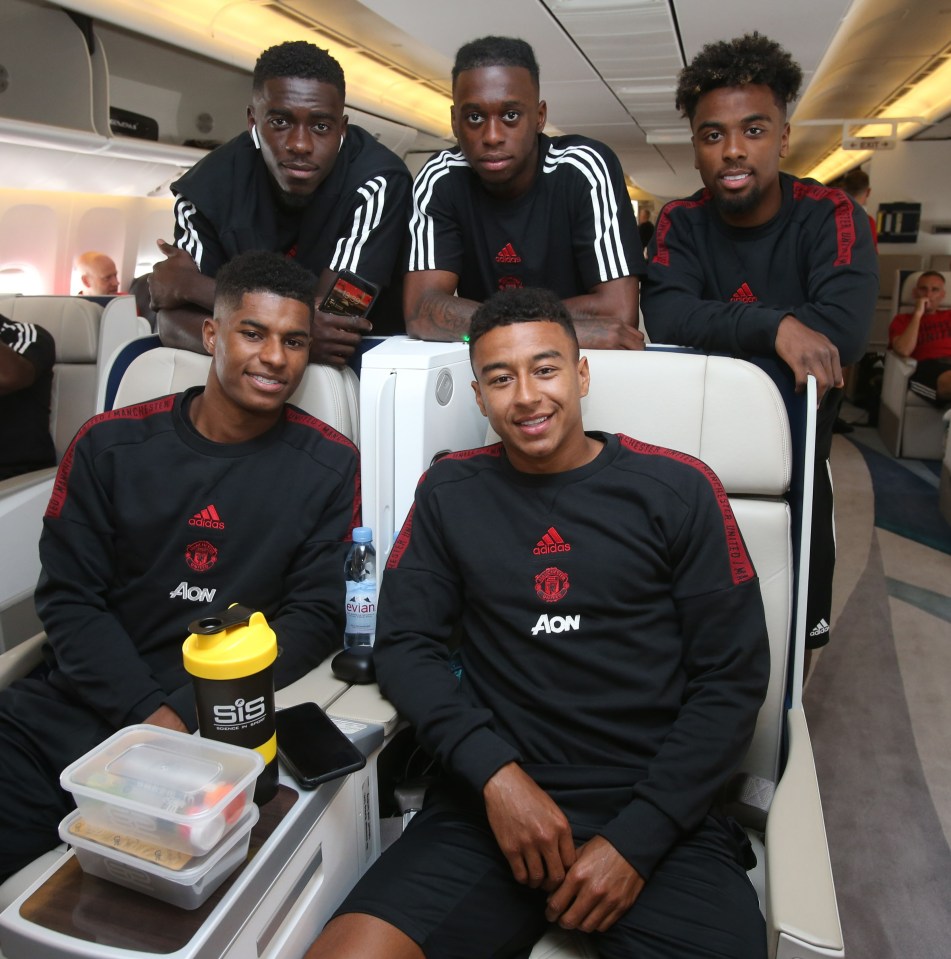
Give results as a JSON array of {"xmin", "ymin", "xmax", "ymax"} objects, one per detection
[
  {"xmin": 543, "ymin": 145, "xmax": 630, "ymax": 282},
  {"xmin": 173, "ymin": 196, "xmax": 205, "ymax": 270},
  {"xmin": 5, "ymin": 321, "xmax": 38, "ymax": 354},
  {"xmin": 409, "ymin": 152, "xmax": 468, "ymax": 272},
  {"xmin": 332, "ymin": 176, "xmax": 388, "ymax": 272}
]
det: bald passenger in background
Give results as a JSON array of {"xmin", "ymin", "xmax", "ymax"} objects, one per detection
[{"xmin": 76, "ymin": 252, "xmax": 120, "ymax": 296}]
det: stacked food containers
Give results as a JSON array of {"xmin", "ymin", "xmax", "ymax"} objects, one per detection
[{"xmin": 58, "ymin": 725, "xmax": 264, "ymax": 909}]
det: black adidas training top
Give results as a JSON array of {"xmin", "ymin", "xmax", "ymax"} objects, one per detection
[
  {"xmin": 407, "ymin": 134, "xmax": 645, "ymax": 301},
  {"xmin": 171, "ymin": 127, "xmax": 412, "ymax": 334},
  {"xmin": 374, "ymin": 433, "xmax": 769, "ymax": 879},
  {"xmin": 641, "ymin": 172, "xmax": 878, "ymax": 367},
  {"xmin": 35, "ymin": 388, "xmax": 360, "ymax": 730}
]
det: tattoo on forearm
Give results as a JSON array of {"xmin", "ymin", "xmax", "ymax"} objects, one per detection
[{"xmin": 418, "ymin": 292, "xmax": 476, "ymax": 337}]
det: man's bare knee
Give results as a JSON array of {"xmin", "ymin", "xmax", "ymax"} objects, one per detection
[
  {"xmin": 304, "ymin": 912, "xmax": 424, "ymax": 959},
  {"xmin": 935, "ymin": 370, "xmax": 951, "ymax": 402}
]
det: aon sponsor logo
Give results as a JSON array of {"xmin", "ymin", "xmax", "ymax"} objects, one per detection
[
  {"xmin": 169, "ymin": 581, "xmax": 217, "ymax": 603},
  {"xmin": 531, "ymin": 614, "xmax": 580, "ymax": 636}
]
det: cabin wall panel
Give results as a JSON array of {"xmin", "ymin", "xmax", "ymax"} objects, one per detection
[
  {"xmin": 869, "ymin": 140, "xmax": 951, "ymax": 263},
  {"xmin": 0, "ymin": 204, "xmax": 58, "ymax": 294},
  {"xmin": 0, "ymin": 189, "xmax": 172, "ymax": 294}
]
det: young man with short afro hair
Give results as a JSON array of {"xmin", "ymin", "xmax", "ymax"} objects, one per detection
[{"xmin": 641, "ymin": 32, "xmax": 878, "ymax": 658}]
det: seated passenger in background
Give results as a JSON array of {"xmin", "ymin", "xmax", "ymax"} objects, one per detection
[
  {"xmin": 150, "ymin": 40, "xmax": 411, "ymax": 368},
  {"xmin": 306, "ymin": 288, "xmax": 769, "ymax": 959},
  {"xmin": 889, "ymin": 270, "xmax": 951, "ymax": 404},
  {"xmin": 0, "ymin": 251, "xmax": 360, "ymax": 882},
  {"xmin": 641, "ymin": 32, "xmax": 878, "ymax": 657},
  {"xmin": 0, "ymin": 314, "xmax": 56, "ymax": 479},
  {"xmin": 405, "ymin": 36, "xmax": 645, "ymax": 350},
  {"xmin": 75, "ymin": 251, "xmax": 119, "ymax": 296}
]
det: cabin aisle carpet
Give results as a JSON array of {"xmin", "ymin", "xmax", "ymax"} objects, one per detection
[{"xmin": 804, "ymin": 431, "xmax": 951, "ymax": 959}]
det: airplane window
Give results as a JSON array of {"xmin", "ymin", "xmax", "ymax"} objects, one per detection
[
  {"xmin": 135, "ymin": 258, "xmax": 159, "ymax": 276},
  {"xmin": 0, "ymin": 264, "xmax": 43, "ymax": 296}
]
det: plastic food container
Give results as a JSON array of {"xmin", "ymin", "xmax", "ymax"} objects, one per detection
[
  {"xmin": 60, "ymin": 725, "xmax": 264, "ymax": 857},
  {"xmin": 60, "ymin": 804, "xmax": 259, "ymax": 909}
]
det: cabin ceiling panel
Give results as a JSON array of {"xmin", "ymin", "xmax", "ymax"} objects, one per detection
[{"xmin": 9, "ymin": 0, "xmax": 951, "ymax": 199}]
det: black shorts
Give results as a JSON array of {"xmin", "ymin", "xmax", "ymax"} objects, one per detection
[
  {"xmin": 909, "ymin": 358, "xmax": 951, "ymax": 405},
  {"xmin": 335, "ymin": 786, "xmax": 766, "ymax": 959},
  {"xmin": 0, "ymin": 674, "xmax": 115, "ymax": 881}
]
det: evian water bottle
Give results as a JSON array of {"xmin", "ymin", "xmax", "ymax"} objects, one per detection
[{"xmin": 344, "ymin": 527, "xmax": 376, "ymax": 649}]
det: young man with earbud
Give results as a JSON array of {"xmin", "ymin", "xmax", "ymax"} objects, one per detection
[{"xmin": 149, "ymin": 41, "xmax": 411, "ymax": 368}]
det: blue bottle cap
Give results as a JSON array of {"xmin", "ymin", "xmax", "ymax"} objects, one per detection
[{"xmin": 352, "ymin": 527, "xmax": 373, "ymax": 544}]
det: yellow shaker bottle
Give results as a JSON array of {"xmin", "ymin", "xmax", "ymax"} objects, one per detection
[{"xmin": 183, "ymin": 604, "xmax": 278, "ymax": 805}]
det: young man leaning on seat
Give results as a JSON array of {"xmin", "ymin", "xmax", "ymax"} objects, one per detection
[{"xmin": 641, "ymin": 32, "xmax": 878, "ymax": 670}]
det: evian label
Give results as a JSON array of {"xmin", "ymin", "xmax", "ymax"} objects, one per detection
[
  {"xmin": 345, "ymin": 580, "xmax": 377, "ymax": 635},
  {"xmin": 531, "ymin": 614, "xmax": 580, "ymax": 636},
  {"xmin": 169, "ymin": 581, "xmax": 217, "ymax": 603}
]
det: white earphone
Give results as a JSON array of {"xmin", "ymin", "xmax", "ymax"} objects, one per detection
[
  {"xmin": 338, "ymin": 133, "xmax": 345, "ymax": 153},
  {"xmin": 251, "ymin": 125, "xmax": 261, "ymax": 149}
]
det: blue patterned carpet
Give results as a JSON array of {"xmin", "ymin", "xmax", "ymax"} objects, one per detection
[{"xmin": 845, "ymin": 430, "xmax": 951, "ymax": 555}]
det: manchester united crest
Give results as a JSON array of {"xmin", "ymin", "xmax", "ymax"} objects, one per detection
[
  {"xmin": 185, "ymin": 540, "xmax": 218, "ymax": 572},
  {"xmin": 535, "ymin": 566, "xmax": 569, "ymax": 603}
]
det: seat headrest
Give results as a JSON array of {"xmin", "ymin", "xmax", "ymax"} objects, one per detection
[
  {"xmin": 112, "ymin": 347, "xmax": 359, "ymax": 443},
  {"xmin": 0, "ymin": 296, "xmax": 101, "ymax": 362},
  {"xmin": 899, "ymin": 271, "xmax": 951, "ymax": 309},
  {"xmin": 486, "ymin": 351, "xmax": 791, "ymax": 495}
]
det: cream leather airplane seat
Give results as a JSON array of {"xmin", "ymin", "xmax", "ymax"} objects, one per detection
[
  {"xmin": 112, "ymin": 347, "xmax": 360, "ymax": 441},
  {"xmin": 0, "ymin": 295, "xmax": 103, "ymax": 460},
  {"xmin": 878, "ymin": 270, "xmax": 951, "ymax": 459},
  {"xmin": 0, "ymin": 296, "xmax": 104, "ymax": 654}
]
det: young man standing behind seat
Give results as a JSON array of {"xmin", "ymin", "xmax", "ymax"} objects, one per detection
[
  {"xmin": 0, "ymin": 251, "xmax": 360, "ymax": 882},
  {"xmin": 641, "ymin": 32, "xmax": 878, "ymax": 660},
  {"xmin": 405, "ymin": 36, "xmax": 645, "ymax": 351},
  {"xmin": 305, "ymin": 288, "xmax": 769, "ymax": 959},
  {"xmin": 150, "ymin": 41, "xmax": 411, "ymax": 368}
]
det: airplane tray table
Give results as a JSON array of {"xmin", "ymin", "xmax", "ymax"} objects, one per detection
[{"xmin": 0, "ymin": 721, "xmax": 385, "ymax": 959}]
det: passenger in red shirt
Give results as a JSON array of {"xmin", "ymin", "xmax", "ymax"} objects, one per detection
[{"xmin": 889, "ymin": 271, "xmax": 951, "ymax": 404}]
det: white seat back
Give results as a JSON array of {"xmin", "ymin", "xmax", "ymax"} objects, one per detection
[
  {"xmin": 94, "ymin": 296, "xmax": 150, "ymax": 411},
  {"xmin": 0, "ymin": 296, "xmax": 103, "ymax": 649},
  {"xmin": 0, "ymin": 295, "xmax": 102, "ymax": 459},
  {"xmin": 111, "ymin": 347, "xmax": 360, "ymax": 443}
]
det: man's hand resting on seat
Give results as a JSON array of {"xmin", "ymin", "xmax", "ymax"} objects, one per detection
[{"xmin": 775, "ymin": 314, "xmax": 843, "ymax": 402}]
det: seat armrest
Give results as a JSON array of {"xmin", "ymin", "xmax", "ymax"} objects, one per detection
[
  {"xmin": 765, "ymin": 707, "xmax": 844, "ymax": 957},
  {"xmin": 0, "ymin": 470, "xmax": 56, "ymax": 639},
  {"xmin": 881, "ymin": 350, "xmax": 916, "ymax": 399},
  {"xmin": 275, "ymin": 657, "xmax": 350, "ymax": 711},
  {"xmin": 0, "ymin": 632, "xmax": 46, "ymax": 689}
]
